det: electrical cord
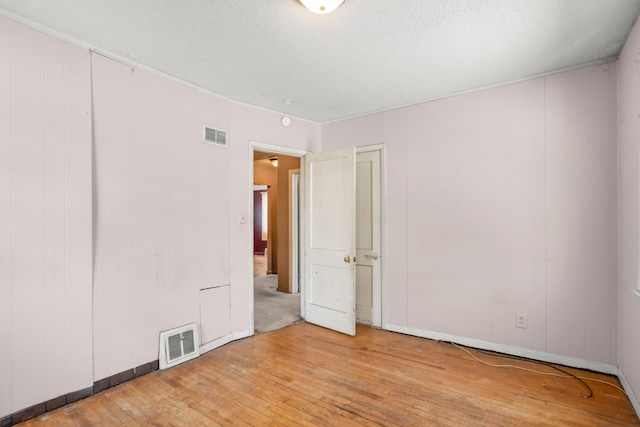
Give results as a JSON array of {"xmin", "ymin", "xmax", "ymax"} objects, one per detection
[
  {"xmin": 548, "ymin": 364, "xmax": 593, "ymax": 397},
  {"xmin": 469, "ymin": 346, "xmax": 593, "ymax": 397},
  {"xmin": 447, "ymin": 341, "xmax": 625, "ymax": 396}
]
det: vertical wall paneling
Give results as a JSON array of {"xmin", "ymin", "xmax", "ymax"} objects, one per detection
[
  {"xmin": 504, "ymin": 80, "xmax": 546, "ymax": 351},
  {"xmin": 406, "ymin": 97, "xmax": 462, "ymax": 334},
  {"xmin": 142, "ymin": 68, "xmax": 175, "ymax": 363},
  {"xmin": 11, "ymin": 22, "xmax": 47, "ymax": 410},
  {"xmin": 580, "ymin": 66, "xmax": 616, "ymax": 364},
  {"xmin": 93, "ymin": 54, "xmax": 235, "ymax": 375},
  {"xmin": 91, "ymin": 52, "xmax": 321, "ymax": 381},
  {"xmin": 61, "ymin": 41, "xmax": 93, "ymax": 394},
  {"xmin": 617, "ymin": 17, "xmax": 640, "ymax": 409},
  {"xmin": 130, "ymin": 66, "xmax": 153, "ymax": 368},
  {"xmin": 545, "ymin": 65, "xmax": 617, "ymax": 363},
  {"xmin": 107, "ymin": 58, "xmax": 135, "ymax": 376},
  {"xmin": 228, "ymin": 103, "xmax": 252, "ymax": 333},
  {"xmin": 606, "ymin": 62, "xmax": 618, "ymax": 367},
  {"xmin": 403, "ymin": 81, "xmax": 547, "ymax": 349},
  {"xmin": 0, "ymin": 17, "xmax": 13, "ymax": 417},
  {"xmin": 90, "ymin": 53, "xmax": 110, "ymax": 381},
  {"xmin": 0, "ymin": 17, "xmax": 93, "ymax": 418},
  {"xmin": 461, "ymin": 88, "xmax": 508, "ymax": 344},
  {"xmin": 43, "ymin": 36, "xmax": 67, "ymax": 399},
  {"xmin": 380, "ymin": 110, "xmax": 408, "ymax": 327},
  {"xmin": 545, "ymin": 70, "xmax": 574, "ymax": 358},
  {"xmin": 93, "ymin": 56, "xmax": 146, "ymax": 379}
]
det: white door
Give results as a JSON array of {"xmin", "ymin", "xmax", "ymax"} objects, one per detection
[
  {"xmin": 303, "ymin": 147, "xmax": 356, "ymax": 336},
  {"xmin": 355, "ymin": 150, "xmax": 381, "ymax": 327}
]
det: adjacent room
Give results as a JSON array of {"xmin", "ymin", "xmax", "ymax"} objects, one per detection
[
  {"xmin": 252, "ymin": 151, "xmax": 302, "ymax": 333},
  {"xmin": 2, "ymin": 0, "xmax": 640, "ymax": 425}
]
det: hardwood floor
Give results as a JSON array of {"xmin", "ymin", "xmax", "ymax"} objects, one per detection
[
  {"xmin": 254, "ymin": 254, "xmax": 267, "ymax": 277},
  {"xmin": 19, "ymin": 323, "xmax": 639, "ymax": 426}
]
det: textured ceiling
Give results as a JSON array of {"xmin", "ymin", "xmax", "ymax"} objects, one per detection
[{"xmin": 1, "ymin": 0, "xmax": 639, "ymax": 123}]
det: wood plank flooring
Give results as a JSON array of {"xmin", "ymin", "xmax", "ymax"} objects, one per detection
[
  {"xmin": 254, "ymin": 254, "xmax": 267, "ymax": 277},
  {"xmin": 19, "ymin": 323, "xmax": 639, "ymax": 426}
]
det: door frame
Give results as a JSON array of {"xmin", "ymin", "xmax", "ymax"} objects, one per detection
[
  {"xmin": 248, "ymin": 141, "xmax": 385, "ymax": 335},
  {"xmin": 249, "ymin": 141, "xmax": 308, "ymax": 336},
  {"xmin": 289, "ymin": 169, "xmax": 301, "ymax": 294}
]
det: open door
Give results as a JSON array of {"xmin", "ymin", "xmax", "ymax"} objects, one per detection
[{"xmin": 303, "ymin": 147, "xmax": 356, "ymax": 335}]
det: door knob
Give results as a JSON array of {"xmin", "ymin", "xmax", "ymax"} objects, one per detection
[
  {"xmin": 344, "ymin": 255, "xmax": 351, "ymax": 263},
  {"xmin": 371, "ymin": 253, "xmax": 379, "ymax": 260}
]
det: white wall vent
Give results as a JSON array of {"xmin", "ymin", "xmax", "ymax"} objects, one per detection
[
  {"xmin": 159, "ymin": 322, "xmax": 200, "ymax": 370},
  {"xmin": 203, "ymin": 124, "xmax": 228, "ymax": 147}
]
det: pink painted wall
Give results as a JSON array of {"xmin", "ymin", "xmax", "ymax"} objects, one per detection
[
  {"xmin": 617, "ymin": 16, "xmax": 640, "ymax": 407},
  {"xmin": 323, "ymin": 62, "xmax": 618, "ymax": 366},
  {"xmin": 0, "ymin": 16, "xmax": 320, "ymax": 418},
  {"xmin": 0, "ymin": 17, "xmax": 93, "ymax": 417},
  {"xmin": 91, "ymin": 54, "xmax": 320, "ymax": 381}
]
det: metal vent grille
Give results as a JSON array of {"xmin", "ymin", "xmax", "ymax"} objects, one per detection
[
  {"xmin": 159, "ymin": 323, "xmax": 200, "ymax": 370},
  {"xmin": 203, "ymin": 125, "xmax": 228, "ymax": 147}
]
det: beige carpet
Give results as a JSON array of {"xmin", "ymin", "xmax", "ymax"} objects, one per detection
[{"xmin": 254, "ymin": 274, "xmax": 301, "ymax": 333}]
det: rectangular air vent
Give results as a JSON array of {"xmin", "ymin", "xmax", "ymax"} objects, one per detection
[
  {"xmin": 159, "ymin": 322, "xmax": 200, "ymax": 370},
  {"xmin": 203, "ymin": 124, "xmax": 228, "ymax": 147}
]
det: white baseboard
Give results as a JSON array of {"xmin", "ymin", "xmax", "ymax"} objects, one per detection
[
  {"xmin": 618, "ymin": 367, "xmax": 640, "ymax": 417},
  {"xmin": 232, "ymin": 329, "xmax": 252, "ymax": 341},
  {"xmin": 199, "ymin": 329, "xmax": 251, "ymax": 355},
  {"xmin": 384, "ymin": 323, "xmax": 618, "ymax": 375}
]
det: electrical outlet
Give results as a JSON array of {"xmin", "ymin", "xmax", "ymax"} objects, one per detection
[{"xmin": 516, "ymin": 312, "xmax": 528, "ymax": 329}]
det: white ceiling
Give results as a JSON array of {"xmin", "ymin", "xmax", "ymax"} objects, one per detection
[{"xmin": 1, "ymin": 0, "xmax": 639, "ymax": 123}]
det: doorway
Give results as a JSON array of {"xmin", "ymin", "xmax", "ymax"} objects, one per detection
[
  {"xmin": 252, "ymin": 149, "xmax": 302, "ymax": 333},
  {"xmin": 249, "ymin": 142, "xmax": 383, "ymax": 336}
]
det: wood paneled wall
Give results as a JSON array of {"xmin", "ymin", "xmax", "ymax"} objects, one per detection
[
  {"xmin": 91, "ymin": 53, "xmax": 234, "ymax": 380},
  {"xmin": 617, "ymin": 13, "xmax": 640, "ymax": 413},
  {"xmin": 0, "ymin": 17, "xmax": 93, "ymax": 417},
  {"xmin": 322, "ymin": 62, "xmax": 618, "ymax": 367},
  {"xmin": 0, "ymin": 16, "xmax": 321, "ymax": 420},
  {"xmin": 90, "ymin": 53, "xmax": 320, "ymax": 382}
]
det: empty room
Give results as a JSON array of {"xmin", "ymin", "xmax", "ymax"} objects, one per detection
[{"xmin": 2, "ymin": 0, "xmax": 640, "ymax": 425}]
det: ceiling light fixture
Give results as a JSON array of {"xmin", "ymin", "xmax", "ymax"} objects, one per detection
[
  {"xmin": 270, "ymin": 158, "xmax": 278, "ymax": 167},
  {"xmin": 300, "ymin": 0, "xmax": 344, "ymax": 14}
]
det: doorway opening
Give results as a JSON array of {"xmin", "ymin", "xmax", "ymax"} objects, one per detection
[
  {"xmin": 249, "ymin": 142, "xmax": 383, "ymax": 337},
  {"xmin": 252, "ymin": 149, "xmax": 302, "ymax": 333}
]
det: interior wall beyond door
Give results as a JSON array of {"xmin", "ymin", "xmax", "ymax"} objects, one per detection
[
  {"xmin": 276, "ymin": 156, "xmax": 301, "ymax": 292},
  {"xmin": 254, "ymin": 159, "xmax": 277, "ymax": 273}
]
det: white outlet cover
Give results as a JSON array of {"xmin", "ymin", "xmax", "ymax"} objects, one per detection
[{"xmin": 516, "ymin": 313, "xmax": 528, "ymax": 329}]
